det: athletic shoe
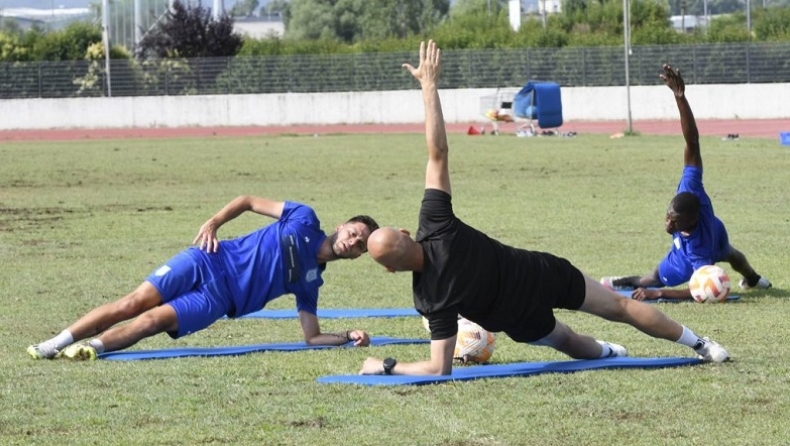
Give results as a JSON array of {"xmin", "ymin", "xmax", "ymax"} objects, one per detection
[
  {"xmin": 739, "ymin": 276, "xmax": 772, "ymax": 290},
  {"xmin": 26, "ymin": 343, "xmax": 60, "ymax": 360},
  {"xmin": 695, "ymin": 337, "xmax": 730, "ymax": 363},
  {"xmin": 57, "ymin": 343, "xmax": 98, "ymax": 361},
  {"xmin": 596, "ymin": 340, "xmax": 628, "ymax": 358},
  {"xmin": 600, "ymin": 276, "xmax": 633, "ymax": 291}
]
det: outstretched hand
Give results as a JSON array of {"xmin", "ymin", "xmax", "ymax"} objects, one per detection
[
  {"xmin": 631, "ymin": 287, "xmax": 661, "ymax": 301},
  {"xmin": 660, "ymin": 63, "xmax": 685, "ymax": 97},
  {"xmin": 402, "ymin": 40, "xmax": 442, "ymax": 86},
  {"xmin": 193, "ymin": 219, "xmax": 220, "ymax": 253}
]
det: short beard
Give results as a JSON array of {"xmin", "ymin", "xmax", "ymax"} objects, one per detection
[{"xmin": 328, "ymin": 232, "xmax": 341, "ymax": 259}]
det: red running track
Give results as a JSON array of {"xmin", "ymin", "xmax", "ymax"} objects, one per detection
[{"xmin": 0, "ymin": 119, "xmax": 787, "ymax": 141}]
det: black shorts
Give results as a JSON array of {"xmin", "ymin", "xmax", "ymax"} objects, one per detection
[{"xmin": 502, "ymin": 256, "xmax": 586, "ymax": 343}]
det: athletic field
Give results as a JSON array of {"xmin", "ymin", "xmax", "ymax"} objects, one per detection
[{"xmin": 1, "ymin": 132, "xmax": 787, "ymax": 445}]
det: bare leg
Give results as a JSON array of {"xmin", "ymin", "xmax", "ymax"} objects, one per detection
[
  {"xmin": 725, "ymin": 245, "xmax": 761, "ymax": 284},
  {"xmin": 96, "ymin": 304, "xmax": 179, "ymax": 352},
  {"xmin": 605, "ymin": 270, "xmax": 662, "ymax": 288},
  {"xmin": 578, "ymin": 275, "xmax": 683, "ymax": 341},
  {"xmin": 67, "ymin": 281, "xmax": 164, "ymax": 342},
  {"xmin": 529, "ymin": 320, "xmax": 604, "ymax": 359}
]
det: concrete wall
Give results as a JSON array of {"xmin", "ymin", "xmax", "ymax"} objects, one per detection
[{"xmin": 1, "ymin": 83, "xmax": 788, "ymax": 130}]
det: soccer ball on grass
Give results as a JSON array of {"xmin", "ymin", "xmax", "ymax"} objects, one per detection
[
  {"xmin": 421, "ymin": 316, "xmax": 496, "ymax": 365},
  {"xmin": 688, "ymin": 265, "xmax": 731, "ymax": 303}
]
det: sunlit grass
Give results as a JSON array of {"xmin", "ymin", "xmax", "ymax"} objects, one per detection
[{"xmin": 1, "ymin": 133, "xmax": 788, "ymax": 445}]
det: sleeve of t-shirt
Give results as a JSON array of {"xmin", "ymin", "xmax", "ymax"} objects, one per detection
[
  {"xmin": 677, "ymin": 166, "xmax": 713, "ymax": 209},
  {"xmin": 424, "ymin": 308, "xmax": 459, "ymax": 341},
  {"xmin": 295, "ymin": 288, "xmax": 318, "ymax": 315},
  {"xmin": 418, "ymin": 189, "xmax": 456, "ymax": 238},
  {"xmin": 280, "ymin": 202, "xmax": 320, "ymax": 229}
]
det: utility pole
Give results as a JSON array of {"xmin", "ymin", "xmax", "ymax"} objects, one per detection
[
  {"xmin": 102, "ymin": 0, "xmax": 112, "ymax": 97},
  {"xmin": 623, "ymin": 0, "xmax": 632, "ymax": 134}
]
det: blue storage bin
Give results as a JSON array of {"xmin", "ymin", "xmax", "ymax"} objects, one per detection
[{"xmin": 780, "ymin": 132, "xmax": 790, "ymax": 146}]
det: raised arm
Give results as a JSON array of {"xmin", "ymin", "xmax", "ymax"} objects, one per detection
[
  {"xmin": 193, "ymin": 195, "xmax": 285, "ymax": 253},
  {"xmin": 661, "ymin": 64, "xmax": 701, "ymax": 169},
  {"xmin": 403, "ymin": 40, "xmax": 451, "ymax": 195}
]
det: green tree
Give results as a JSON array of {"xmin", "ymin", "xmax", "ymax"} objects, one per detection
[
  {"xmin": 231, "ymin": 0, "xmax": 261, "ymax": 17},
  {"xmin": 705, "ymin": 11, "xmax": 750, "ymax": 42},
  {"xmin": 30, "ymin": 22, "xmax": 103, "ymax": 61},
  {"xmin": 752, "ymin": 6, "xmax": 790, "ymax": 40},
  {"xmin": 286, "ymin": 0, "xmax": 449, "ymax": 43},
  {"xmin": 0, "ymin": 31, "xmax": 30, "ymax": 61}
]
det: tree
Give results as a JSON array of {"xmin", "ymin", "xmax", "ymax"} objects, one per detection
[
  {"xmin": 231, "ymin": 0, "xmax": 261, "ymax": 17},
  {"xmin": 286, "ymin": 0, "xmax": 449, "ymax": 43},
  {"xmin": 137, "ymin": 0, "xmax": 243, "ymax": 59}
]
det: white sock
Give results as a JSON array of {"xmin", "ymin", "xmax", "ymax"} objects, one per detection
[
  {"xmin": 675, "ymin": 326, "xmax": 705, "ymax": 350},
  {"xmin": 50, "ymin": 330, "xmax": 74, "ymax": 350},
  {"xmin": 88, "ymin": 339, "xmax": 105, "ymax": 354}
]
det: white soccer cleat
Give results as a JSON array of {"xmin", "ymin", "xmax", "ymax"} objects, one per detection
[
  {"xmin": 27, "ymin": 343, "xmax": 60, "ymax": 360},
  {"xmin": 739, "ymin": 276, "xmax": 772, "ymax": 290},
  {"xmin": 695, "ymin": 338, "xmax": 730, "ymax": 363},
  {"xmin": 597, "ymin": 340, "xmax": 628, "ymax": 358},
  {"xmin": 600, "ymin": 276, "xmax": 633, "ymax": 291}
]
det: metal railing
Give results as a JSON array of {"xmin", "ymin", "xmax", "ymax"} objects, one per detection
[{"xmin": 1, "ymin": 42, "xmax": 789, "ymax": 99}]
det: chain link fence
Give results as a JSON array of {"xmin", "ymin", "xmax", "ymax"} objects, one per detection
[{"xmin": 1, "ymin": 42, "xmax": 789, "ymax": 99}]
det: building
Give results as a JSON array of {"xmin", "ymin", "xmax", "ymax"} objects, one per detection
[{"xmin": 0, "ymin": 7, "xmax": 93, "ymax": 31}]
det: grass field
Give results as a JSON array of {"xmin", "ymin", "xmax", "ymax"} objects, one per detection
[{"xmin": 1, "ymin": 132, "xmax": 788, "ymax": 445}]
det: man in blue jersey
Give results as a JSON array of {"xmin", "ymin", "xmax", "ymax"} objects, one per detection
[
  {"xmin": 358, "ymin": 41, "xmax": 728, "ymax": 377},
  {"xmin": 27, "ymin": 195, "xmax": 379, "ymax": 360},
  {"xmin": 600, "ymin": 64, "xmax": 771, "ymax": 301}
]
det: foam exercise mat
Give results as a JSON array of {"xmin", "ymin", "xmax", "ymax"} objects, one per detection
[
  {"xmin": 99, "ymin": 336, "xmax": 428, "ymax": 361},
  {"xmin": 317, "ymin": 356, "xmax": 703, "ymax": 386}
]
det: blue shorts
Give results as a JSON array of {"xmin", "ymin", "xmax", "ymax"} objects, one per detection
[
  {"xmin": 145, "ymin": 249, "xmax": 234, "ymax": 339},
  {"xmin": 658, "ymin": 221, "xmax": 730, "ymax": 287}
]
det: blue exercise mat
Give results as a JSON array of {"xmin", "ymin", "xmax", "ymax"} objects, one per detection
[
  {"xmin": 615, "ymin": 289, "xmax": 740, "ymax": 303},
  {"xmin": 234, "ymin": 308, "xmax": 419, "ymax": 319},
  {"xmin": 317, "ymin": 356, "xmax": 702, "ymax": 386},
  {"xmin": 98, "ymin": 336, "xmax": 428, "ymax": 361}
]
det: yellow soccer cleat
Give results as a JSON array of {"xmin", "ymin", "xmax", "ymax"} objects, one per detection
[
  {"xmin": 27, "ymin": 343, "xmax": 60, "ymax": 360},
  {"xmin": 57, "ymin": 344, "xmax": 98, "ymax": 361}
]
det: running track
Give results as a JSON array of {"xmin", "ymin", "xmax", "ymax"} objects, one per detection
[{"xmin": 0, "ymin": 119, "xmax": 787, "ymax": 141}]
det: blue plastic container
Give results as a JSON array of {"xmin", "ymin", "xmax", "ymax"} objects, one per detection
[{"xmin": 781, "ymin": 132, "xmax": 790, "ymax": 146}]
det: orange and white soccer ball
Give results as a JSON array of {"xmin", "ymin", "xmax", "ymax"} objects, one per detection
[
  {"xmin": 689, "ymin": 265, "xmax": 731, "ymax": 303},
  {"xmin": 454, "ymin": 318, "xmax": 496, "ymax": 365},
  {"xmin": 421, "ymin": 316, "xmax": 496, "ymax": 364}
]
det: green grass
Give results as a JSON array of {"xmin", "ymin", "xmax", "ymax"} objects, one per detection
[{"xmin": 1, "ymin": 133, "xmax": 789, "ymax": 445}]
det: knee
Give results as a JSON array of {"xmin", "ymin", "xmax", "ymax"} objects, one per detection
[
  {"xmin": 116, "ymin": 287, "xmax": 159, "ymax": 318},
  {"xmin": 133, "ymin": 310, "xmax": 172, "ymax": 336},
  {"xmin": 604, "ymin": 298, "xmax": 631, "ymax": 322}
]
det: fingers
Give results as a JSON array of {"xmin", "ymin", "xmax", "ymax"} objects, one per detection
[{"xmin": 194, "ymin": 232, "xmax": 218, "ymax": 252}]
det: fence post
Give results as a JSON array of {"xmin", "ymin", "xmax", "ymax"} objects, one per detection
[
  {"xmin": 38, "ymin": 62, "xmax": 43, "ymax": 98},
  {"xmin": 582, "ymin": 48, "xmax": 587, "ymax": 86},
  {"xmin": 746, "ymin": 43, "xmax": 751, "ymax": 83}
]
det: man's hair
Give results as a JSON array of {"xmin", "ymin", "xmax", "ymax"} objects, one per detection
[
  {"xmin": 669, "ymin": 192, "xmax": 700, "ymax": 218},
  {"xmin": 347, "ymin": 215, "xmax": 379, "ymax": 233}
]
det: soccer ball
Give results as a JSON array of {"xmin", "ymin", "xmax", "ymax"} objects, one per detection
[
  {"xmin": 454, "ymin": 318, "xmax": 496, "ymax": 365},
  {"xmin": 689, "ymin": 265, "xmax": 731, "ymax": 303},
  {"xmin": 420, "ymin": 316, "xmax": 496, "ymax": 365}
]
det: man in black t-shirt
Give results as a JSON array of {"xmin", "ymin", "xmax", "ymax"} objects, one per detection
[{"xmin": 359, "ymin": 40, "xmax": 730, "ymax": 377}]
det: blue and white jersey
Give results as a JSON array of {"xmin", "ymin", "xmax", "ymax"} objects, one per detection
[
  {"xmin": 669, "ymin": 166, "xmax": 728, "ymax": 271},
  {"xmin": 216, "ymin": 202, "xmax": 326, "ymax": 317}
]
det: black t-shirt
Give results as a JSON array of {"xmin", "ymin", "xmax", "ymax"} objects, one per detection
[{"xmin": 414, "ymin": 189, "xmax": 581, "ymax": 340}]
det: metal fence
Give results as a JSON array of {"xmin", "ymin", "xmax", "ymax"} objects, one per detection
[{"xmin": 1, "ymin": 42, "xmax": 789, "ymax": 99}]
